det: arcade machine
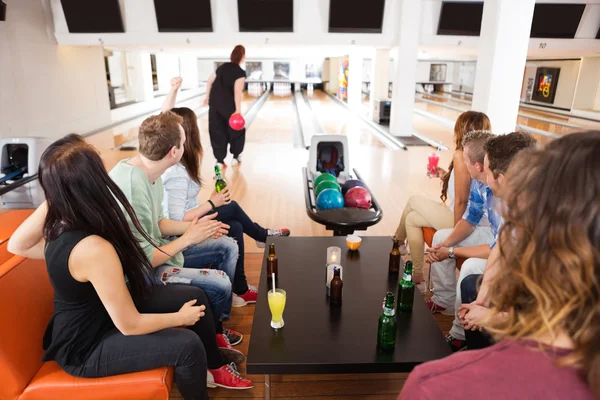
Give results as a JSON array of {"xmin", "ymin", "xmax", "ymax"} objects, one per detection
[
  {"xmin": 302, "ymin": 135, "xmax": 382, "ymax": 236},
  {"xmin": 0, "ymin": 137, "xmax": 51, "ymax": 209}
]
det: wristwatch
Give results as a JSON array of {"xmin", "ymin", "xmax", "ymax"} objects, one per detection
[{"xmin": 448, "ymin": 247, "xmax": 456, "ymax": 259}]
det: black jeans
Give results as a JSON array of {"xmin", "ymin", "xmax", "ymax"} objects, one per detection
[
  {"xmin": 209, "ymin": 109, "xmax": 246, "ymax": 163},
  {"xmin": 64, "ymin": 285, "xmax": 226, "ymax": 400},
  {"xmin": 460, "ymin": 274, "xmax": 494, "ymax": 350},
  {"xmin": 212, "ymin": 200, "xmax": 267, "ymax": 295}
]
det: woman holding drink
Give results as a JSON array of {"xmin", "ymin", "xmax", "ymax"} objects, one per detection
[{"xmin": 393, "ymin": 111, "xmax": 491, "ymax": 292}]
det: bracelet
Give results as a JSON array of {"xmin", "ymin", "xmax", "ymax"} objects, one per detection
[{"xmin": 207, "ymin": 200, "xmax": 216, "ymax": 211}]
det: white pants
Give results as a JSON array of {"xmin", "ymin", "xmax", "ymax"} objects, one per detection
[
  {"xmin": 430, "ymin": 226, "xmax": 493, "ymax": 310},
  {"xmin": 448, "ymin": 258, "xmax": 487, "ymax": 340}
]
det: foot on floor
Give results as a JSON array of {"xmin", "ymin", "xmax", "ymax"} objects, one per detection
[
  {"xmin": 208, "ymin": 363, "xmax": 254, "ymax": 390},
  {"xmin": 232, "ymin": 285, "xmax": 258, "ymax": 307}
]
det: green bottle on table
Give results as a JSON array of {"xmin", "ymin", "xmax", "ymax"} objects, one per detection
[
  {"xmin": 397, "ymin": 260, "xmax": 415, "ymax": 312},
  {"xmin": 377, "ymin": 292, "xmax": 397, "ymax": 352},
  {"xmin": 215, "ymin": 165, "xmax": 227, "ymax": 193}
]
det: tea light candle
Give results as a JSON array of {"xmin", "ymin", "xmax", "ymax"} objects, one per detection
[{"xmin": 327, "ymin": 246, "xmax": 342, "ymax": 265}]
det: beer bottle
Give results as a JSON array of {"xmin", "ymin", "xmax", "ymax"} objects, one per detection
[
  {"xmin": 215, "ymin": 165, "xmax": 227, "ymax": 193},
  {"xmin": 330, "ymin": 267, "xmax": 343, "ymax": 306},
  {"xmin": 389, "ymin": 239, "xmax": 402, "ymax": 273},
  {"xmin": 267, "ymin": 244, "xmax": 278, "ymax": 281},
  {"xmin": 377, "ymin": 292, "xmax": 397, "ymax": 352},
  {"xmin": 397, "ymin": 260, "xmax": 415, "ymax": 312}
]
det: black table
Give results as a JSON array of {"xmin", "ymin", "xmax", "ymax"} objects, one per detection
[{"xmin": 247, "ymin": 237, "xmax": 451, "ymax": 398}]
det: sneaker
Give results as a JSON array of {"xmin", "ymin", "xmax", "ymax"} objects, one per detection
[
  {"xmin": 232, "ymin": 286, "xmax": 258, "ymax": 307},
  {"xmin": 216, "ymin": 162, "xmax": 226, "ymax": 170},
  {"xmin": 208, "ymin": 362, "xmax": 254, "ymax": 390},
  {"xmin": 216, "ymin": 334, "xmax": 245, "ymax": 365},
  {"xmin": 446, "ymin": 334, "xmax": 466, "ymax": 352},
  {"xmin": 231, "ymin": 154, "xmax": 242, "ymax": 165},
  {"xmin": 223, "ymin": 328, "xmax": 243, "ymax": 346},
  {"xmin": 426, "ymin": 299, "xmax": 454, "ymax": 316},
  {"xmin": 256, "ymin": 228, "xmax": 291, "ymax": 248}
]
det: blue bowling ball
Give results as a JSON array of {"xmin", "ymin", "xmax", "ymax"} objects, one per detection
[
  {"xmin": 316, "ymin": 188, "xmax": 345, "ymax": 211},
  {"xmin": 341, "ymin": 179, "xmax": 367, "ymax": 196}
]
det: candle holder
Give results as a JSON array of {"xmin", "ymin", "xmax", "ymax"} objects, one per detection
[{"xmin": 327, "ymin": 246, "xmax": 342, "ymax": 266}]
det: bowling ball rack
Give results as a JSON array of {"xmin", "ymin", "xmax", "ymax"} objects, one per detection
[{"xmin": 302, "ymin": 167, "xmax": 383, "ymax": 236}]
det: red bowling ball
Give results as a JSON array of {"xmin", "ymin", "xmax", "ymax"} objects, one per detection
[
  {"xmin": 344, "ymin": 187, "xmax": 372, "ymax": 209},
  {"xmin": 229, "ymin": 113, "xmax": 245, "ymax": 131}
]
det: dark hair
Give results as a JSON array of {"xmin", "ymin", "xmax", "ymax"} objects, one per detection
[
  {"xmin": 138, "ymin": 112, "xmax": 184, "ymax": 161},
  {"xmin": 489, "ymin": 131, "xmax": 600, "ymax": 396},
  {"xmin": 484, "ymin": 131, "xmax": 537, "ymax": 178},
  {"xmin": 441, "ymin": 111, "xmax": 491, "ymax": 203},
  {"xmin": 38, "ymin": 134, "xmax": 156, "ymax": 302},
  {"xmin": 462, "ymin": 130, "xmax": 494, "ymax": 165},
  {"xmin": 171, "ymin": 107, "xmax": 203, "ymax": 186},
  {"xmin": 230, "ymin": 45, "xmax": 245, "ymax": 64}
]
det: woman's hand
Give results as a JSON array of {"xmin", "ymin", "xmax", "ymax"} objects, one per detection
[
  {"xmin": 170, "ymin": 77, "xmax": 183, "ymax": 89},
  {"xmin": 427, "ymin": 166, "xmax": 447, "ymax": 179},
  {"xmin": 210, "ymin": 188, "xmax": 232, "ymax": 208},
  {"xmin": 178, "ymin": 299, "xmax": 206, "ymax": 326},
  {"xmin": 182, "ymin": 214, "xmax": 228, "ymax": 245},
  {"xmin": 459, "ymin": 302, "xmax": 490, "ymax": 331}
]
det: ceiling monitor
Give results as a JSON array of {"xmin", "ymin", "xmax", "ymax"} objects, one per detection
[
  {"xmin": 329, "ymin": 0, "xmax": 386, "ymax": 33},
  {"xmin": 154, "ymin": 0, "xmax": 213, "ymax": 32},
  {"xmin": 237, "ymin": 0, "xmax": 293, "ymax": 32},
  {"xmin": 60, "ymin": 0, "xmax": 124, "ymax": 33},
  {"xmin": 530, "ymin": 4, "xmax": 586, "ymax": 38},
  {"xmin": 437, "ymin": 1, "xmax": 484, "ymax": 36}
]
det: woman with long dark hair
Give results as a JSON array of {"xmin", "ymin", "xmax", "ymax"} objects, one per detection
[
  {"xmin": 399, "ymin": 131, "xmax": 600, "ymax": 399},
  {"xmin": 162, "ymin": 83, "xmax": 290, "ymax": 307},
  {"xmin": 393, "ymin": 111, "xmax": 490, "ymax": 291},
  {"xmin": 204, "ymin": 45, "xmax": 247, "ymax": 167},
  {"xmin": 8, "ymin": 135, "xmax": 253, "ymax": 396}
]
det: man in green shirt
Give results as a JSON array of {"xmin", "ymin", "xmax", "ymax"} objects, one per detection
[{"xmin": 109, "ymin": 111, "xmax": 241, "ymax": 347}]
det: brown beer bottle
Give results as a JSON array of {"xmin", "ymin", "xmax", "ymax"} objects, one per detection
[
  {"xmin": 330, "ymin": 267, "xmax": 343, "ymax": 306},
  {"xmin": 267, "ymin": 244, "xmax": 278, "ymax": 281},
  {"xmin": 389, "ymin": 239, "xmax": 402, "ymax": 273}
]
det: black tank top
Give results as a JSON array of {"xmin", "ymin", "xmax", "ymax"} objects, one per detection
[
  {"xmin": 209, "ymin": 62, "xmax": 246, "ymax": 115},
  {"xmin": 42, "ymin": 231, "xmax": 115, "ymax": 367}
]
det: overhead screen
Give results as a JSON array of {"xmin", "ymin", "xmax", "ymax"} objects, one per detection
[
  {"xmin": 530, "ymin": 4, "xmax": 585, "ymax": 38},
  {"xmin": 237, "ymin": 0, "xmax": 293, "ymax": 32},
  {"xmin": 60, "ymin": 0, "xmax": 124, "ymax": 33},
  {"xmin": 437, "ymin": 2, "xmax": 484, "ymax": 36},
  {"xmin": 329, "ymin": 0, "xmax": 386, "ymax": 33},
  {"xmin": 154, "ymin": 0, "xmax": 213, "ymax": 32}
]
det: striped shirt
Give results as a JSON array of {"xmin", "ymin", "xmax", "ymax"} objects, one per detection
[{"xmin": 161, "ymin": 163, "xmax": 201, "ymax": 222}]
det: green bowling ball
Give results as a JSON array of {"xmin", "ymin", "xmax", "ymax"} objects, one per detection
[
  {"xmin": 313, "ymin": 173, "xmax": 337, "ymax": 188},
  {"xmin": 315, "ymin": 180, "xmax": 341, "ymax": 198}
]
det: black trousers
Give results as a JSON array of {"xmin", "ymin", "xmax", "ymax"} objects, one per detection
[
  {"xmin": 209, "ymin": 109, "xmax": 246, "ymax": 163},
  {"xmin": 460, "ymin": 274, "xmax": 494, "ymax": 350},
  {"xmin": 63, "ymin": 285, "xmax": 226, "ymax": 400}
]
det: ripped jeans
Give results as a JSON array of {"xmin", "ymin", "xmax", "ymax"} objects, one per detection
[{"xmin": 156, "ymin": 236, "xmax": 239, "ymax": 322}]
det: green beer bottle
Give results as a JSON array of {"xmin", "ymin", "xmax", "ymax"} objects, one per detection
[
  {"xmin": 215, "ymin": 165, "xmax": 227, "ymax": 193},
  {"xmin": 398, "ymin": 260, "xmax": 415, "ymax": 312},
  {"xmin": 377, "ymin": 292, "xmax": 397, "ymax": 352}
]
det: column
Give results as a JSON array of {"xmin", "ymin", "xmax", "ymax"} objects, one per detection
[
  {"xmin": 347, "ymin": 52, "xmax": 364, "ymax": 111},
  {"xmin": 472, "ymin": 0, "xmax": 535, "ymax": 134},
  {"xmin": 125, "ymin": 51, "xmax": 154, "ymax": 103},
  {"xmin": 390, "ymin": 0, "xmax": 422, "ymax": 137},
  {"xmin": 369, "ymin": 48, "xmax": 390, "ymax": 119}
]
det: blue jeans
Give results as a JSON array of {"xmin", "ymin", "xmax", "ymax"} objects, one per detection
[
  {"xmin": 211, "ymin": 201, "xmax": 267, "ymax": 294},
  {"xmin": 159, "ymin": 236, "xmax": 239, "ymax": 322}
]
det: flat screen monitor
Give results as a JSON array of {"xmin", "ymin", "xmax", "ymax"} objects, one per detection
[
  {"xmin": 60, "ymin": 0, "xmax": 124, "ymax": 33},
  {"xmin": 329, "ymin": 0, "xmax": 386, "ymax": 34},
  {"xmin": 238, "ymin": 0, "xmax": 293, "ymax": 32},
  {"xmin": 437, "ymin": 2, "xmax": 483, "ymax": 36},
  {"xmin": 530, "ymin": 4, "xmax": 585, "ymax": 38},
  {"xmin": 154, "ymin": 0, "xmax": 213, "ymax": 32}
]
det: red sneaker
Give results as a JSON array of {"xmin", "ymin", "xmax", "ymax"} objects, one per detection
[
  {"xmin": 426, "ymin": 299, "xmax": 453, "ymax": 315},
  {"xmin": 208, "ymin": 363, "xmax": 254, "ymax": 390},
  {"xmin": 216, "ymin": 334, "xmax": 245, "ymax": 365},
  {"xmin": 232, "ymin": 285, "xmax": 258, "ymax": 307}
]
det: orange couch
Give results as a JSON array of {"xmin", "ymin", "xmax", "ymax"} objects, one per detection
[
  {"xmin": 0, "ymin": 209, "xmax": 35, "ymax": 265},
  {"xmin": 0, "ymin": 255, "xmax": 174, "ymax": 400}
]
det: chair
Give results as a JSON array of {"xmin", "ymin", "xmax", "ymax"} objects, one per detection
[{"xmin": 0, "ymin": 255, "xmax": 174, "ymax": 400}]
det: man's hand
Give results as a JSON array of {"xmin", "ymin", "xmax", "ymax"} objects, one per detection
[
  {"xmin": 426, "ymin": 246, "xmax": 450, "ymax": 263},
  {"xmin": 182, "ymin": 214, "xmax": 229, "ymax": 245},
  {"xmin": 170, "ymin": 77, "xmax": 183, "ymax": 89}
]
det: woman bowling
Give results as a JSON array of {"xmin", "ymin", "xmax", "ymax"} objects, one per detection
[
  {"xmin": 205, "ymin": 44, "xmax": 247, "ymax": 168},
  {"xmin": 8, "ymin": 135, "xmax": 253, "ymax": 398}
]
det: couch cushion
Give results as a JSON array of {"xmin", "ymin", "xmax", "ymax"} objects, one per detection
[
  {"xmin": 0, "ymin": 209, "xmax": 34, "ymax": 244},
  {"xmin": 20, "ymin": 361, "xmax": 174, "ymax": 400}
]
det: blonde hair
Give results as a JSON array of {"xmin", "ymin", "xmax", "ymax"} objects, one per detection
[{"xmin": 485, "ymin": 131, "xmax": 600, "ymax": 396}]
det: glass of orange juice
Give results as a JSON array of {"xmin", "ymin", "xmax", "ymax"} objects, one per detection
[{"xmin": 268, "ymin": 289, "xmax": 287, "ymax": 329}]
